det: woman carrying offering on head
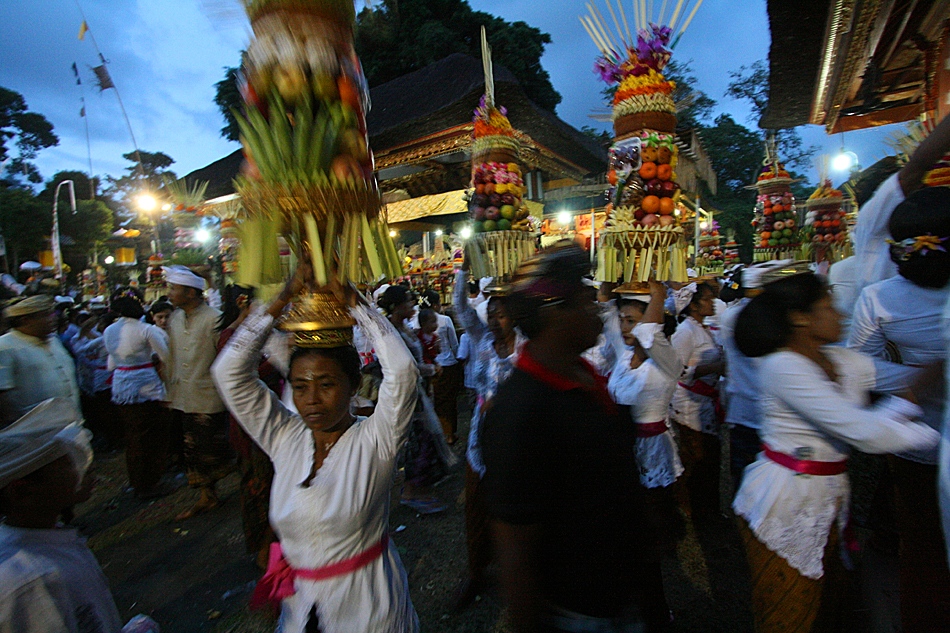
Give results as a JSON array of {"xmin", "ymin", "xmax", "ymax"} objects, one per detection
[
  {"xmin": 212, "ymin": 262, "xmax": 420, "ymax": 632},
  {"xmin": 670, "ymin": 280, "xmax": 725, "ymax": 519},
  {"xmin": 733, "ymin": 264, "xmax": 939, "ymax": 633}
]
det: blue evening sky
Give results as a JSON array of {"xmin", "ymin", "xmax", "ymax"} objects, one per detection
[{"xmin": 0, "ymin": 0, "xmax": 896, "ymax": 189}]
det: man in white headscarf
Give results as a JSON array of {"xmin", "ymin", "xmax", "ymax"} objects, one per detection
[
  {"xmin": 163, "ymin": 266, "xmax": 229, "ymax": 520},
  {"xmin": 0, "ymin": 296, "xmax": 81, "ymax": 427},
  {"xmin": 0, "ymin": 398, "xmax": 122, "ymax": 633}
]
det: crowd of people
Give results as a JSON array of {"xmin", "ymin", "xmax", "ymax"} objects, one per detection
[{"xmin": 4, "ymin": 118, "xmax": 950, "ymax": 633}]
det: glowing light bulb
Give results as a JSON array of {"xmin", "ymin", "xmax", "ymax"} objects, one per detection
[
  {"xmin": 389, "ymin": 229, "xmax": 397, "ymax": 238},
  {"xmin": 435, "ymin": 229, "xmax": 443, "ymax": 236},
  {"xmin": 135, "ymin": 193, "xmax": 157, "ymax": 212},
  {"xmin": 104, "ymin": 256, "xmax": 115, "ymax": 264},
  {"xmin": 557, "ymin": 211, "xmax": 572, "ymax": 226},
  {"xmin": 460, "ymin": 226, "xmax": 473, "ymax": 240},
  {"xmin": 195, "ymin": 229, "xmax": 211, "ymax": 243}
]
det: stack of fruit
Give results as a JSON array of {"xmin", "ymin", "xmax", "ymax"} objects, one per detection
[
  {"xmin": 750, "ymin": 158, "xmax": 800, "ymax": 261},
  {"xmin": 219, "ymin": 219, "xmax": 240, "ymax": 275},
  {"xmin": 464, "ymin": 58, "xmax": 537, "ymax": 280},
  {"xmin": 232, "ymin": 0, "xmax": 403, "ymax": 344},
  {"xmin": 722, "ymin": 240, "xmax": 740, "ymax": 266},
  {"xmin": 804, "ymin": 179, "xmax": 847, "ymax": 252},
  {"xmin": 584, "ymin": 6, "xmax": 691, "ymax": 283},
  {"xmin": 696, "ymin": 219, "xmax": 723, "ymax": 270},
  {"xmin": 470, "ymin": 161, "xmax": 531, "ymax": 233}
]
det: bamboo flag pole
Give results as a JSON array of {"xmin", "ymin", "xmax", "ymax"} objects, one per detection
[
  {"xmin": 582, "ymin": 15, "xmax": 612, "ymax": 57},
  {"xmin": 480, "ymin": 26, "xmax": 494, "ymax": 108},
  {"xmin": 586, "ymin": 13, "xmax": 615, "ymax": 56},
  {"xmin": 604, "ymin": 0, "xmax": 628, "ymax": 48},
  {"xmin": 669, "ymin": 0, "xmax": 687, "ymax": 30},
  {"xmin": 678, "ymin": 0, "xmax": 704, "ymax": 35},
  {"xmin": 617, "ymin": 0, "xmax": 632, "ymax": 45},
  {"xmin": 591, "ymin": 3, "xmax": 618, "ymax": 52}
]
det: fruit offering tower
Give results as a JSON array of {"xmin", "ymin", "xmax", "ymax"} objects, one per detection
[
  {"xmin": 583, "ymin": 1, "xmax": 694, "ymax": 283},
  {"xmin": 750, "ymin": 145, "xmax": 800, "ymax": 262},
  {"xmin": 234, "ymin": 0, "xmax": 403, "ymax": 346},
  {"xmin": 465, "ymin": 28, "xmax": 537, "ymax": 281},
  {"xmin": 803, "ymin": 178, "xmax": 849, "ymax": 262},
  {"xmin": 695, "ymin": 219, "xmax": 723, "ymax": 274}
]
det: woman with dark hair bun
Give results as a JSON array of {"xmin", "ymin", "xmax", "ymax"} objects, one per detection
[
  {"xmin": 847, "ymin": 185, "xmax": 950, "ymax": 630},
  {"xmin": 732, "ymin": 265, "xmax": 939, "ymax": 633},
  {"xmin": 102, "ymin": 288, "xmax": 170, "ymax": 498},
  {"xmin": 669, "ymin": 280, "xmax": 724, "ymax": 519}
]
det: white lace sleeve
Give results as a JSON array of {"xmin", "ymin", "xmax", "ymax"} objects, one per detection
[
  {"xmin": 634, "ymin": 322, "xmax": 680, "ymax": 380},
  {"xmin": 211, "ymin": 310, "xmax": 296, "ymax": 457},
  {"xmin": 763, "ymin": 353, "xmax": 938, "ymax": 455},
  {"xmin": 351, "ymin": 304, "xmax": 419, "ymax": 460}
]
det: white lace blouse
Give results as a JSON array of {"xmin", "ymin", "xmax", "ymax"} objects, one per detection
[
  {"xmin": 211, "ymin": 305, "xmax": 420, "ymax": 633},
  {"xmin": 733, "ymin": 347, "xmax": 938, "ymax": 579},
  {"xmin": 607, "ymin": 318, "xmax": 684, "ymax": 488}
]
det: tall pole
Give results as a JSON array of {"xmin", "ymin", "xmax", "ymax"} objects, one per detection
[
  {"xmin": 52, "ymin": 180, "xmax": 77, "ymax": 286},
  {"xmin": 692, "ymin": 195, "xmax": 701, "ymax": 268}
]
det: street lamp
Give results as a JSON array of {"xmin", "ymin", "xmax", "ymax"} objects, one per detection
[
  {"xmin": 135, "ymin": 193, "xmax": 157, "ymax": 212},
  {"xmin": 831, "ymin": 151, "xmax": 858, "ymax": 172}
]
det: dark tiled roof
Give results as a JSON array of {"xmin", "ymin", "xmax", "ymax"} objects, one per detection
[{"xmin": 759, "ymin": 0, "xmax": 829, "ymax": 129}]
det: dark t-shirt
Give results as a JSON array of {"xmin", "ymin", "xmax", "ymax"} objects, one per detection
[{"xmin": 480, "ymin": 351, "xmax": 654, "ymax": 618}]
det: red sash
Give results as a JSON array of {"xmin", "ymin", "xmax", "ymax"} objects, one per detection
[
  {"xmin": 677, "ymin": 379, "xmax": 724, "ymax": 425},
  {"xmin": 115, "ymin": 362, "xmax": 155, "ymax": 371},
  {"xmin": 250, "ymin": 535, "xmax": 389, "ymax": 611},
  {"xmin": 762, "ymin": 444, "xmax": 847, "ymax": 476},
  {"xmin": 635, "ymin": 421, "xmax": 668, "ymax": 438}
]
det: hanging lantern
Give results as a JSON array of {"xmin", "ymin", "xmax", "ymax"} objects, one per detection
[
  {"xmin": 38, "ymin": 250, "xmax": 54, "ymax": 269},
  {"xmin": 115, "ymin": 247, "xmax": 137, "ymax": 266}
]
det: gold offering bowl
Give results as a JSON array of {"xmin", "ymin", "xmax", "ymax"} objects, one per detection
[{"xmin": 279, "ymin": 289, "xmax": 356, "ymax": 348}]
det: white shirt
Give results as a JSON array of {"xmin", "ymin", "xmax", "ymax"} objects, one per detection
[
  {"xmin": 607, "ymin": 318, "xmax": 684, "ymax": 488},
  {"xmin": 670, "ymin": 316, "xmax": 721, "ymax": 434},
  {"xmin": 828, "ymin": 256, "xmax": 859, "ymax": 338},
  {"xmin": 939, "ymin": 297, "xmax": 950, "ymax": 567},
  {"xmin": 433, "ymin": 313, "xmax": 459, "ymax": 367},
  {"xmin": 720, "ymin": 299, "xmax": 761, "ymax": 430},
  {"xmin": 0, "ymin": 524, "xmax": 122, "ymax": 633},
  {"xmin": 72, "ymin": 334, "xmax": 112, "ymax": 395},
  {"xmin": 212, "ymin": 306, "xmax": 419, "ymax": 633},
  {"xmin": 733, "ymin": 348, "xmax": 936, "ymax": 579},
  {"xmin": 167, "ymin": 304, "xmax": 224, "ymax": 414},
  {"xmin": 848, "ymin": 276, "xmax": 948, "ymax": 464},
  {"xmin": 0, "ymin": 331, "xmax": 80, "ymax": 426},
  {"xmin": 852, "ymin": 173, "xmax": 903, "ymax": 298},
  {"xmin": 103, "ymin": 317, "xmax": 169, "ymax": 405},
  {"xmin": 457, "ymin": 333, "xmax": 476, "ymax": 390}
]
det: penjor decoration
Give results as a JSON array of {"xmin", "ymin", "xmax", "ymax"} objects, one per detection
[
  {"xmin": 465, "ymin": 27, "xmax": 538, "ymax": 281},
  {"xmin": 583, "ymin": 0, "xmax": 700, "ymax": 283},
  {"xmin": 233, "ymin": 0, "xmax": 403, "ymax": 346}
]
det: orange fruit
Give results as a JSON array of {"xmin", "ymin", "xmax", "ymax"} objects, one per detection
[
  {"xmin": 641, "ymin": 195, "xmax": 660, "ymax": 214},
  {"xmin": 607, "ymin": 169, "xmax": 617, "ymax": 185},
  {"xmin": 657, "ymin": 164, "xmax": 673, "ymax": 181},
  {"xmin": 658, "ymin": 197, "xmax": 675, "ymax": 215},
  {"xmin": 639, "ymin": 162, "xmax": 657, "ymax": 180},
  {"xmin": 772, "ymin": 204, "xmax": 784, "ymax": 213}
]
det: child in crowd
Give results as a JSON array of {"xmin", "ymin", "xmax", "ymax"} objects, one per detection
[{"xmin": 0, "ymin": 399, "xmax": 128, "ymax": 631}]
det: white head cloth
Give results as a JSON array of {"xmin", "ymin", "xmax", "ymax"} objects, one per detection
[
  {"xmin": 372, "ymin": 284, "xmax": 391, "ymax": 306},
  {"xmin": 0, "ymin": 398, "xmax": 92, "ymax": 489},
  {"xmin": 479, "ymin": 277, "xmax": 493, "ymax": 293},
  {"xmin": 742, "ymin": 259, "xmax": 795, "ymax": 290},
  {"xmin": 672, "ymin": 282, "xmax": 699, "ymax": 315},
  {"xmin": 163, "ymin": 265, "xmax": 206, "ymax": 290}
]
